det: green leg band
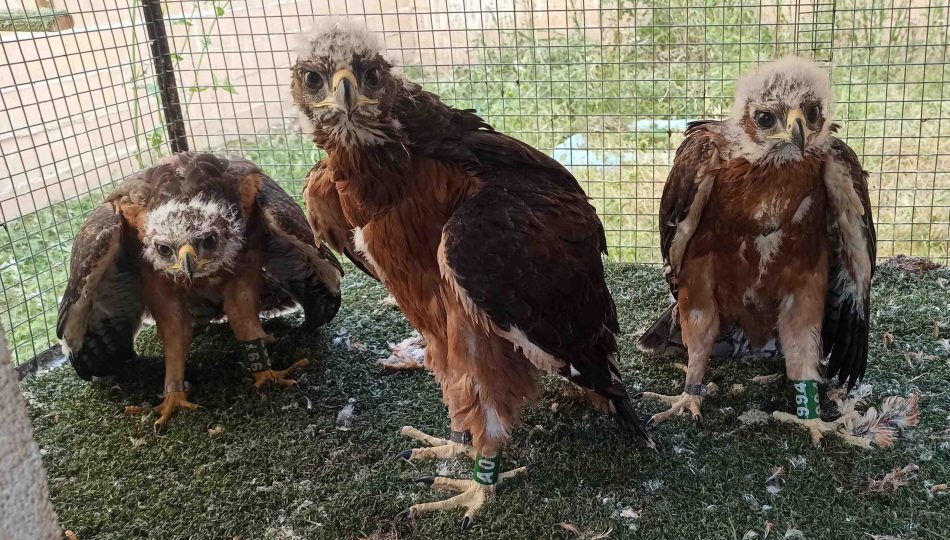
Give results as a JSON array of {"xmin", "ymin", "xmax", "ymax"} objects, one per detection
[
  {"xmin": 472, "ymin": 453, "xmax": 501, "ymax": 486},
  {"xmin": 792, "ymin": 380, "xmax": 820, "ymax": 420},
  {"xmin": 239, "ymin": 338, "xmax": 272, "ymax": 373}
]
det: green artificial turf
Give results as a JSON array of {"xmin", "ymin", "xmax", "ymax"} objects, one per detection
[{"xmin": 22, "ymin": 262, "xmax": 950, "ymax": 539}]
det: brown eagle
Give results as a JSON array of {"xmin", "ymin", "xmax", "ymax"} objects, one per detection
[
  {"xmin": 639, "ymin": 57, "xmax": 876, "ymax": 447},
  {"xmin": 57, "ymin": 153, "xmax": 343, "ymax": 427},
  {"xmin": 292, "ymin": 20, "xmax": 650, "ymax": 527}
]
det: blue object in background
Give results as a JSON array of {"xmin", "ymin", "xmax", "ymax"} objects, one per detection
[{"xmin": 550, "ymin": 118, "xmax": 693, "ymax": 171}]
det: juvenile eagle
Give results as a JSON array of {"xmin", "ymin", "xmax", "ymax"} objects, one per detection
[
  {"xmin": 292, "ymin": 21, "xmax": 650, "ymax": 527},
  {"xmin": 57, "ymin": 153, "xmax": 343, "ymax": 427},
  {"xmin": 639, "ymin": 57, "xmax": 876, "ymax": 447}
]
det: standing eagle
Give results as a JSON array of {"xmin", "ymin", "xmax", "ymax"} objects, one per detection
[
  {"xmin": 57, "ymin": 153, "xmax": 343, "ymax": 427},
  {"xmin": 292, "ymin": 21, "xmax": 650, "ymax": 526},
  {"xmin": 639, "ymin": 57, "xmax": 876, "ymax": 447}
]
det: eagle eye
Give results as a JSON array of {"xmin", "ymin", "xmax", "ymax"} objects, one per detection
[
  {"xmin": 201, "ymin": 234, "xmax": 218, "ymax": 250},
  {"xmin": 303, "ymin": 71, "xmax": 323, "ymax": 90},
  {"xmin": 363, "ymin": 67, "xmax": 382, "ymax": 90},
  {"xmin": 805, "ymin": 103, "xmax": 821, "ymax": 124},
  {"xmin": 754, "ymin": 111, "xmax": 776, "ymax": 129},
  {"xmin": 154, "ymin": 242, "xmax": 173, "ymax": 258}
]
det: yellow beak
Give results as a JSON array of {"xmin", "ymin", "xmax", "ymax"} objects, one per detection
[
  {"xmin": 311, "ymin": 68, "xmax": 379, "ymax": 110},
  {"xmin": 767, "ymin": 107, "xmax": 809, "ymax": 153},
  {"xmin": 169, "ymin": 244, "xmax": 198, "ymax": 278}
]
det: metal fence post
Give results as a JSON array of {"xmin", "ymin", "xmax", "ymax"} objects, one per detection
[{"xmin": 141, "ymin": 0, "xmax": 189, "ymax": 153}]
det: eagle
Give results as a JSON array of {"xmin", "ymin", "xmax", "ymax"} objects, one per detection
[
  {"xmin": 291, "ymin": 20, "xmax": 650, "ymax": 527},
  {"xmin": 57, "ymin": 153, "xmax": 343, "ymax": 427},
  {"xmin": 639, "ymin": 56, "xmax": 876, "ymax": 447}
]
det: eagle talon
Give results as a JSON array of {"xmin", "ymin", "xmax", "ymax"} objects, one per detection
[
  {"xmin": 152, "ymin": 391, "xmax": 200, "ymax": 428},
  {"xmin": 771, "ymin": 412, "xmax": 872, "ymax": 448},
  {"xmin": 399, "ymin": 426, "xmax": 477, "ymax": 461},
  {"xmin": 252, "ymin": 358, "xmax": 310, "ymax": 390},
  {"xmin": 641, "ymin": 391, "xmax": 705, "ymax": 426},
  {"xmin": 405, "ymin": 467, "xmax": 528, "ymax": 527}
]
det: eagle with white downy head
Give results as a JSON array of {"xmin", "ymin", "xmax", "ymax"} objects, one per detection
[{"xmin": 639, "ymin": 57, "xmax": 879, "ymax": 447}]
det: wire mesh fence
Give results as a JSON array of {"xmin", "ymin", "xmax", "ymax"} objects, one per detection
[{"xmin": 1, "ymin": 0, "xmax": 948, "ymax": 366}]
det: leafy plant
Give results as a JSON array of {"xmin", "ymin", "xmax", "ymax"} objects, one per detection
[{"xmin": 127, "ymin": 0, "xmax": 237, "ymax": 165}]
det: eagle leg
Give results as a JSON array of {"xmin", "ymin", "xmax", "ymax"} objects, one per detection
[
  {"xmin": 141, "ymin": 269, "xmax": 196, "ymax": 429},
  {"xmin": 221, "ymin": 253, "xmax": 309, "ymax": 390},
  {"xmin": 771, "ymin": 412, "xmax": 872, "ymax": 448},
  {"xmin": 406, "ymin": 466, "xmax": 529, "ymax": 530},
  {"xmin": 252, "ymin": 358, "xmax": 310, "ymax": 390},
  {"xmin": 770, "ymin": 281, "xmax": 869, "ymax": 446},
  {"xmin": 641, "ymin": 294, "xmax": 720, "ymax": 427},
  {"xmin": 378, "ymin": 332, "xmax": 427, "ymax": 372},
  {"xmin": 398, "ymin": 426, "xmax": 476, "ymax": 461}
]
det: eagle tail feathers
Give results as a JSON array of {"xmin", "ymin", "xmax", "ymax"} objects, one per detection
[
  {"xmin": 638, "ymin": 303, "xmax": 686, "ymax": 357},
  {"xmin": 610, "ymin": 390, "xmax": 655, "ymax": 447}
]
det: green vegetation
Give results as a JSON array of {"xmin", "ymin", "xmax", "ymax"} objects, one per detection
[
  {"xmin": 3, "ymin": 3, "xmax": 947, "ymax": 369},
  {"xmin": 24, "ymin": 262, "xmax": 950, "ymax": 539},
  {"xmin": 0, "ymin": 8, "xmax": 71, "ymax": 32}
]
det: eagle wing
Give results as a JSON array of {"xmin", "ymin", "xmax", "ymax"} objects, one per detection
[
  {"xmin": 255, "ymin": 169, "xmax": 343, "ymax": 328},
  {"xmin": 302, "ymin": 162, "xmax": 379, "ymax": 280},
  {"xmin": 56, "ymin": 201, "xmax": 144, "ymax": 380},
  {"xmin": 821, "ymin": 138, "xmax": 876, "ymax": 388},
  {"xmin": 437, "ymin": 140, "xmax": 648, "ymax": 440},
  {"xmin": 658, "ymin": 121, "xmax": 723, "ymax": 294},
  {"xmin": 639, "ymin": 122, "xmax": 728, "ymax": 354}
]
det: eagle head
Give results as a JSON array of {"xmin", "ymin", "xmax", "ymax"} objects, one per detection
[
  {"xmin": 728, "ymin": 56, "xmax": 834, "ymax": 165},
  {"xmin": 292, "ymin": 19, "xmax": 405, "ymax": 148},
  {"xmin": 142, "ymin": 193, "xmax": 243, "ymax": 283}
]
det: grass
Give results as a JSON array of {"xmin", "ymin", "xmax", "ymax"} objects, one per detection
[{"xmin": 22, "ymin": 261, "xmax": 950, "ymax": 539}]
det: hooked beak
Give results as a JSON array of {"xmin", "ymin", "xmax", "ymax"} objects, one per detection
[
  {"xmin": 176, "ymin": 244, "xmax": 198, "ymax": 279},
  {"xmin": 767, "ymin": 108, "xmax": 809, "ymax": 154},
  {"xmin": 331, "ymin": 69, "xmax": 358, "ymax": 110},
  {"xmin": 786, "ymin": 108, "xmax": 808, "ymax": 154},
  {"xmin": 311, "ymin": 69, "xmax": 378, "ymax": 111}
]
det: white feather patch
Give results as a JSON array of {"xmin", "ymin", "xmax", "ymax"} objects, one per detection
[
  {"xmin": 352, "ymin": 227, "xmax": 384, "ymax": 280},
  {"xmin": 824, "ymin": 152, "xmax": 873, "ymax": 309},
  {"xmin": 295, "ymin": 17, "xmax": 389, "ymax": 68},
  {"xmin": 792, "ymin": 196, "xmax": 813, "ymax": 224}
]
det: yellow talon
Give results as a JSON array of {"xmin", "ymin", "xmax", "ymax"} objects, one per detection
[
  {"xmin": 771, "ymin": 412, "xmax": 872, "ymax": 448},
  {"xmin": 252, "ymin": 358, "xmax": 310, "ymax": 390},
  {"xmin": 152, "ymin": 391, "xmax": 200, "ymax": 428},
  {"xmin": 406, "ymin": 467, "xmax": 529, "ymax": 529},
  {"xmin": 641, "ymin": 386, "xmax": 716, "ymax": 426},
  {"xmin": 398, "ymin": 426, "xmax": 477, "ymax": 460}
]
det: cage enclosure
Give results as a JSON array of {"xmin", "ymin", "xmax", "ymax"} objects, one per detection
[{"xmin": 1, "ymin": 0, "xmax": 948, "ymax": 367}]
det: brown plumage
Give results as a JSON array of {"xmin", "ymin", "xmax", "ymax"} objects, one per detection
[
  {"xmin": 639, "ymin": 57, "xmax": 876, "ymax": 446},
  {"xmin": 57, "ymin": 153, "xmax": 342, "ymax": 426},
  {"xmin": 293, "ymin": 20, "xmax": 648, "ymax": 526},
  {"xmin": 303, "ymin": 161, "xmax": 378, "ymax": 279}
]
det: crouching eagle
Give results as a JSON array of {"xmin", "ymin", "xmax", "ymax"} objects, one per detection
[
  {"xmin": 57, "ymin": 153, "xmax": 343, "ymax": 427},
  {"xmin": 640, "ymin": 57, "xmax": 876, "ymax": 447},
  {"xmin": 292, "ymin": 20, "xmax": 650, "ymax": 527}
]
